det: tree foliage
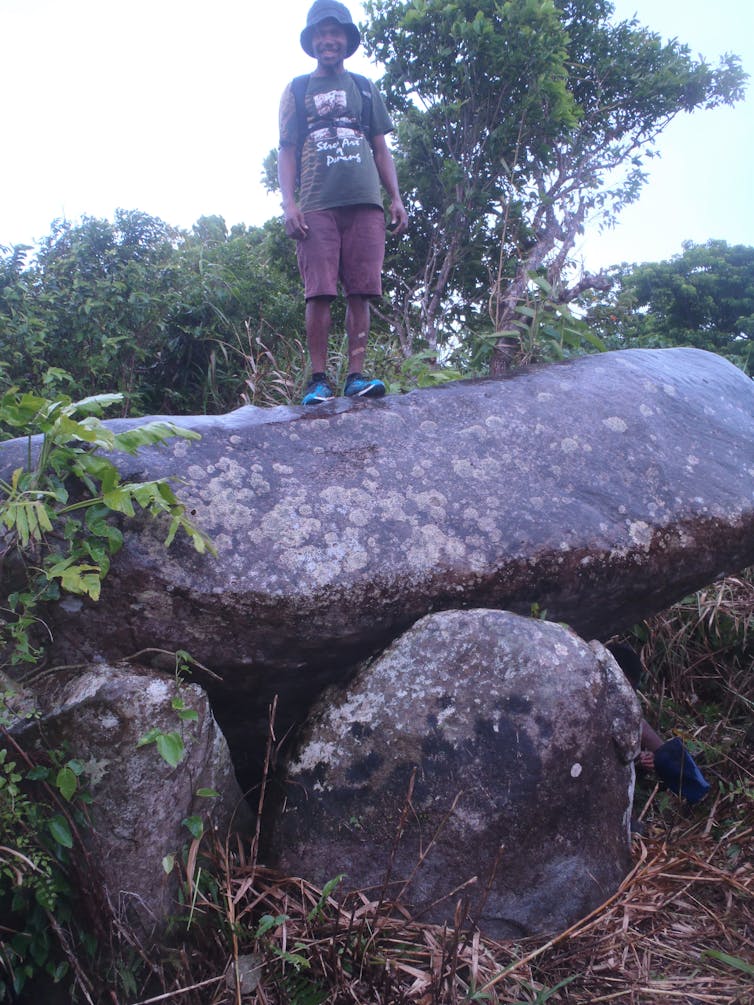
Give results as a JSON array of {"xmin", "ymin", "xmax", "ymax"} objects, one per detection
[
  {"xmin": 582, "ymin": 241, "xmax": 754, "ymax": 374},
  {"xmin": 0, "ymin": 212, "xmax": 181, "ymax": 411},
  {"xmin": 361, "ymin": 0, "xmax": 747, "ymax": 372},
  {"xmin": 0, "ymin": 213, "xmax": 305, "ymax": 416}
]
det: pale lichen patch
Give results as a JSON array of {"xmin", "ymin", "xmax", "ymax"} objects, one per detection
[
  {"xmin": 559, "ymin": 438, "xmax": 580, "ymax": 454},
  {"xmin": 628, "ymin": 521, "xmax": 652, "ymax": 547},
  {"xmin": 291, "ymin": 739, "xmax": 339, "ymax": 774}
]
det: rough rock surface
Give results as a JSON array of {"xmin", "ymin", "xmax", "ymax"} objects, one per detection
[
  {"xmin": 2, "ymin": 347, "xmax": 743, "ymax": 775},
  {"xmin": 20, "ymin": 348, "xmax": 749, "ymax": 673},
  {"xmin": 270, "ymin": 609, "xmax": 641, "ymax": 938},
  {"xmin": 10, "ymin": 664, "xmax": 247, "ymax": 937},
  {"xmin": 2, "ymin": 348, "xmax": 753, "ymax": 763}
]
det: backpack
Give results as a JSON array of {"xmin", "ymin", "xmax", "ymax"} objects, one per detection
[{"xmin": 290, "ymin": 71, "xmax": 373, "ymax": 178}]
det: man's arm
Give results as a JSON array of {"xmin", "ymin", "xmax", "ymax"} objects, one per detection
[
  {"xmin": 278, "ymin": 145, "xmax": 309, "ymax": 240},
  {"xmin": 278, "ymin": 83, "xmax": 309, "ymax": 241},
  {"xmin": 371, "ymin": 134, "xmax": 408, "ymax": 235}
]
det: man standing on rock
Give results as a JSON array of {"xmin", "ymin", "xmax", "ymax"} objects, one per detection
[{"xmin": 278, "ymin": 0, "xmax": 408, "ymax": 405}]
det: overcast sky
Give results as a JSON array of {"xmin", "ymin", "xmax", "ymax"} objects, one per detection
[{"xmin": 1, "ymin": 0, "xmax": 752, "ymax": 272}]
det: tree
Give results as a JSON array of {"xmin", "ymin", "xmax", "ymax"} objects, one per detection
[
  {"xmin": 582, "ymin": 241, "xmax": 754, "ymax": 375},
  {"xmin": 362, "ymin": 0, "xmax": 747, "ymax": 372},
  {"xmin": 0, "ymin": 211, "xmax": 181, "ymax": 412},
  {"xmin": 0, "ymin": 213, "xmax": 307, "ymax": 415},
  {"xmin": 158, "ymin": 216, "xmax": 305, "ymax": 411}
]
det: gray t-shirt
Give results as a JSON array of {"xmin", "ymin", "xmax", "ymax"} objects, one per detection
[{"xmin": 279, "ymin": 71, "xmax": 393, "ymax": 213}]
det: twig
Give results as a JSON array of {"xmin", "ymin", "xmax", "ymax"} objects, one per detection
[
  {"xmin": 127, "ymin": 975, "xmax": 224, "ymax": 1005},
  {"xmin": 123, "ymin": 648, "xmax": 223, "ymax": 682}
]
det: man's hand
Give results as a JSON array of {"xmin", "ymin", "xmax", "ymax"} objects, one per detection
[
  {"xmin": 388, "ymin": 196, "xmax": 409, "ymax": 236},
  {"xmin": 372, "ymin": 134, "xmax": 409, "ymax": 237},
  {"xmin": 284, "ymin": 204, "xmax": 310, "ymax": 240},
  {"xmin": 278, "ymin": 144, "xmax": 309, "ymax": 240}
]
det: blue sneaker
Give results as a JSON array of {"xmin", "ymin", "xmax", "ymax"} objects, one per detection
[
  {"xmin": 344, "ymin": 373, "xmax": 386, "ymax": 399},
  {"xmin": 302, "ymin": 376, "xmax": 334, "ymax": 405}
]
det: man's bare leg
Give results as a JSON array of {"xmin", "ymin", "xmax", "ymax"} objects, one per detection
[
  {"xmin": 306, "ymin": 296, "xmax": 333, "ymax": 375},
  {"xmin": 343, "ymin": 294, "xmax": 385, "ymax": 397},
  {"xmin": 346, "ymin": 295, "xmax": 370, "ymax": 375}
]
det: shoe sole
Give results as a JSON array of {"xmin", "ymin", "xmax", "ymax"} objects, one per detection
[{"xmin": 345, "ymin": 385, "xmax": 386, "ymax": 399}]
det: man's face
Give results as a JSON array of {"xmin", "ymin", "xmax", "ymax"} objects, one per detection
[{"xmin": 312, "ymin": 18, "xmax": 348, "ymax": 70}]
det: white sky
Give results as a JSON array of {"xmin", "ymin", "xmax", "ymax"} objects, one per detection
[{"xmin": 1, "ymin": 0, "xmax": 752, "ymax": 272}]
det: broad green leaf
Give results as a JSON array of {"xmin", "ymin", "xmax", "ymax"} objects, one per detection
[
  {"xmin": 102, "ymin": 488, "xmax": 136, "ymax": 517},
  {"xmin": 25, "ymin": 765, "xmax": 50, "ymax": 781},
  {"xmin": 53, "ymin": 414, "xmax": 115, "ymax": 448},
  {"xmin": 127, "ymin": 481, "xmax": 166, "ymax": 508},
  {"xmin": 55, "ymin": 766, "xmax": 78, "ymax": 801},
  {"xmin": 34, "ymin": 502, "xmax": 54, "ymax": 535},
  {"xmin": 307, "ymin": 874, "xmax": 345, "ymax": 921},
  {"xmin": 14, "ymin": 504, "xmax": 30, "ymax": 547},
  {"xmin": 137, "ymin": 727, "xmax": 161, "ymax": 747},
  {"xmin": 48, "ymin": 815, "xmax": 73, "ymax": 849},
  {"xmin": 47, "ymin": 560, "xmax": 102, "ymax": 599},
  {"xmin": 156, "ymin": 731, "xmax": 184, "ymax": 768},
  {"xmin": 165, "ymin": 515, "xmax": 180, "ymax": 548},
  {"xmin": 155, "ymin": 481, "xmax": 176, "ymax": 504},
  {"xmin": 113, "ymin": 421, "xmax": 200, "ymax": 455},
  {"xmin": 72, "ymin": 452, "xmax": 120, "ymax": 491},
  {"xmin": 85, "ymin": 510, "xmax": 123, "ymax": 549},
  {"xmin": 181, "ymin": 815, "xmax": 204, "ymax": 839},
  {"xmin": 70, "ymin": 393, "xmax": 123, "ymax": 416},
  {"xmin": 42, "ymin": 366, "xmax": 74, "ymax": 387}
]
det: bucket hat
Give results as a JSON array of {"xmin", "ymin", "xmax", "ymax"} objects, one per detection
[{"xmin": 300, "ymin": 0, "xmax": 361, "ymax": 58}]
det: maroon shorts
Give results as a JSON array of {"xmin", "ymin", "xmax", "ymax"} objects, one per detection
[{"xmin": 296, "ymin": 205, "xmax": 385, "ymax": 300}]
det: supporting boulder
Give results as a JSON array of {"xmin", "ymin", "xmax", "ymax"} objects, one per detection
[
  {"xmin": 10, "ymin": 664, "xmax": 247, "ymax": 938},
  {"xmin": 269, "ymin": 609, "xmax": 641, "ymax": 938}
]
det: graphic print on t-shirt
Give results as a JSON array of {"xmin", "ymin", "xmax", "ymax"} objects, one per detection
[
  {"xmin": 310, "ymin": 89, "xmax": 362, "ymax": 167},
  {"xmin": 314, "ymin": 89, "xmax": 347, "ymax": 118},
  {"xmin": 278, "ymin": 71, "xmax": 392, "ymax": 211}
]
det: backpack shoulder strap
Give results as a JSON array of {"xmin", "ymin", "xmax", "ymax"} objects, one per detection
[
  {"xmin": 348, "ymin": 72, "xmax": 373, "ymax": 142},
  {"xmin": 291, "ymin": 73, "xmax": 311, "ymax": 148}
]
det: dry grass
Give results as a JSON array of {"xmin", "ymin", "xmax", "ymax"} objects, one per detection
[{"xmin": 142, "ymin": 783, "xmax": 751, "ymax": 1005}]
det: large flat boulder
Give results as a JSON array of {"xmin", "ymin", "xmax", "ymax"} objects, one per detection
[{"xmin": 1, "ymin": 348, "xmax": 752, "ymax": 771}]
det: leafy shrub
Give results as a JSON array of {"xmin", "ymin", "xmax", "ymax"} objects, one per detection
[{"xmin": 0, "ymin": 385, "xmax": 213, "ymax": 670}]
